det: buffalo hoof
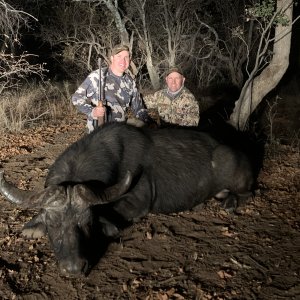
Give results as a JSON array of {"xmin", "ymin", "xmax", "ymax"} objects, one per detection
[
  {"xmin": 220, "ymin": 194, "xmax": 238, "ymax": 213},
  {"xmin": 221, "ymin": 192, "xmax": 253, "ymax": 213}
]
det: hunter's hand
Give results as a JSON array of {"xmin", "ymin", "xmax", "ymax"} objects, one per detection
[{"xmin": 92, "ymin": 106, "xmax": 106, "ymax": 118}]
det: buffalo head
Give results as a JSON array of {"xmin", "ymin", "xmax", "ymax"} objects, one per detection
[{"xmin": 0, "ymin": 169, "xmax": 132, "ymax": 277}]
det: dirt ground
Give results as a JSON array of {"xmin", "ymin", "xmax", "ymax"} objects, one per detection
[{"xmin": 0, "ymin": 115, "xmax": 299, "ymax": 300}]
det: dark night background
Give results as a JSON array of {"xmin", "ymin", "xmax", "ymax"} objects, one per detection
[{"xmin": 0, "ymin": 2, "xmax": 299, "ymax": 299}]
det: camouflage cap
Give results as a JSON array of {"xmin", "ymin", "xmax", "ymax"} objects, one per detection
[
  {"xmin": 111, "ymin": 44, "xmax": 130, "ymax": 56},
  {"xmin": 166, "ymin": 66, "xmax": 184, "ymax": 77}
]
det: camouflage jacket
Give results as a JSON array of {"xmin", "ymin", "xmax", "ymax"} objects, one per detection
[
  {"xmin": 72, "ymin": 67, "xmax": 149, "ymax": 132},
  {"xmin": 143, "ymin": 87, "xmax": 199, "ymax": 126}
]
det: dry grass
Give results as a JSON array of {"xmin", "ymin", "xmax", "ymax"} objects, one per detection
[{"xmin": 0, "ymin": 81, "xmax": 77, "ymax": 133}]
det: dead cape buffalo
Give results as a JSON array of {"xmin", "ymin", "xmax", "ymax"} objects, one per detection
[{"xmin": 0, "ymin": 122, "xmax": 254, "ymax": 276}]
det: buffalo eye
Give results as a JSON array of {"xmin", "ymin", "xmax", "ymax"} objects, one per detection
[
  {"xmin": 45, "ymin": 210, "xmax": 63, "ymax": 228},
  {"xmin": 51, "ymin": 238, "xmax": 63, "ymax": 253},
  {"xmin": 77, "ymin": 210, "xmax": 93, "ymax": 237}
]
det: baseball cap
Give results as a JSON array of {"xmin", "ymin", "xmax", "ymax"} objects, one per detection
[
  {"xmin": 111, "ymin": 44, "xmax": 130, "ymax": 56},
  {"xmin": 166, "ymin": 66, "xmax": 184, "ymax": 76}
]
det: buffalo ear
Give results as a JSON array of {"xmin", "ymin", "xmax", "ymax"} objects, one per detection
[{"xmin": 22, "ymin": 212, "xmax": 47, "ymax": 239}]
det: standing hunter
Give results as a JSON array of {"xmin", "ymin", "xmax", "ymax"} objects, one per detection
[
  {"xmin": 143, "ymin": 66, "xmax": 200, "ymax": 127},
  {"xmin": 72, "ymin": 44, "xmax": 150, "ymax": 133}
]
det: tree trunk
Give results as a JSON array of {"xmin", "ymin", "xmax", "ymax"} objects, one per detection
[
  {"xmin": 146, "ymin": 57, "xmax": 161, "ymax": 90},
  {"xmin": 104, "ymin": 0, "xmax": 129, "ymax": 45},
  {"xmin": 229, "ymin": 0, "xmax": 293, "ymax": 130}
]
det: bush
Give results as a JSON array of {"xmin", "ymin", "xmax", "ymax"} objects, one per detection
[{"xmin": 0, "ymin": 81, "xmax": 77, "ymax": 132}]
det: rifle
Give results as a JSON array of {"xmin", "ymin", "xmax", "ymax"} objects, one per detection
[{"xmin": 92, "ymin": 57, "xmax": 106, "ymax": 129}]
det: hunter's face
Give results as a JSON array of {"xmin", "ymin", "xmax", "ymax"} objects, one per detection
[
  {"xmin": 166, "ymin": 72, "xmax": 185, "ymax": 93},
  {"xmin": 110, "ymin": 51, "xmax": 130, "ymax": 76}
]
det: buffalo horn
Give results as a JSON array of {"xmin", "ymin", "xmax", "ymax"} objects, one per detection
[
  {"xmin": 99, "ymin": 170, "xmax": 133, "ymax": 203},
  {"xmin": 0, "ymin": 169, "xmax": 48, "ymax": 208}
]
